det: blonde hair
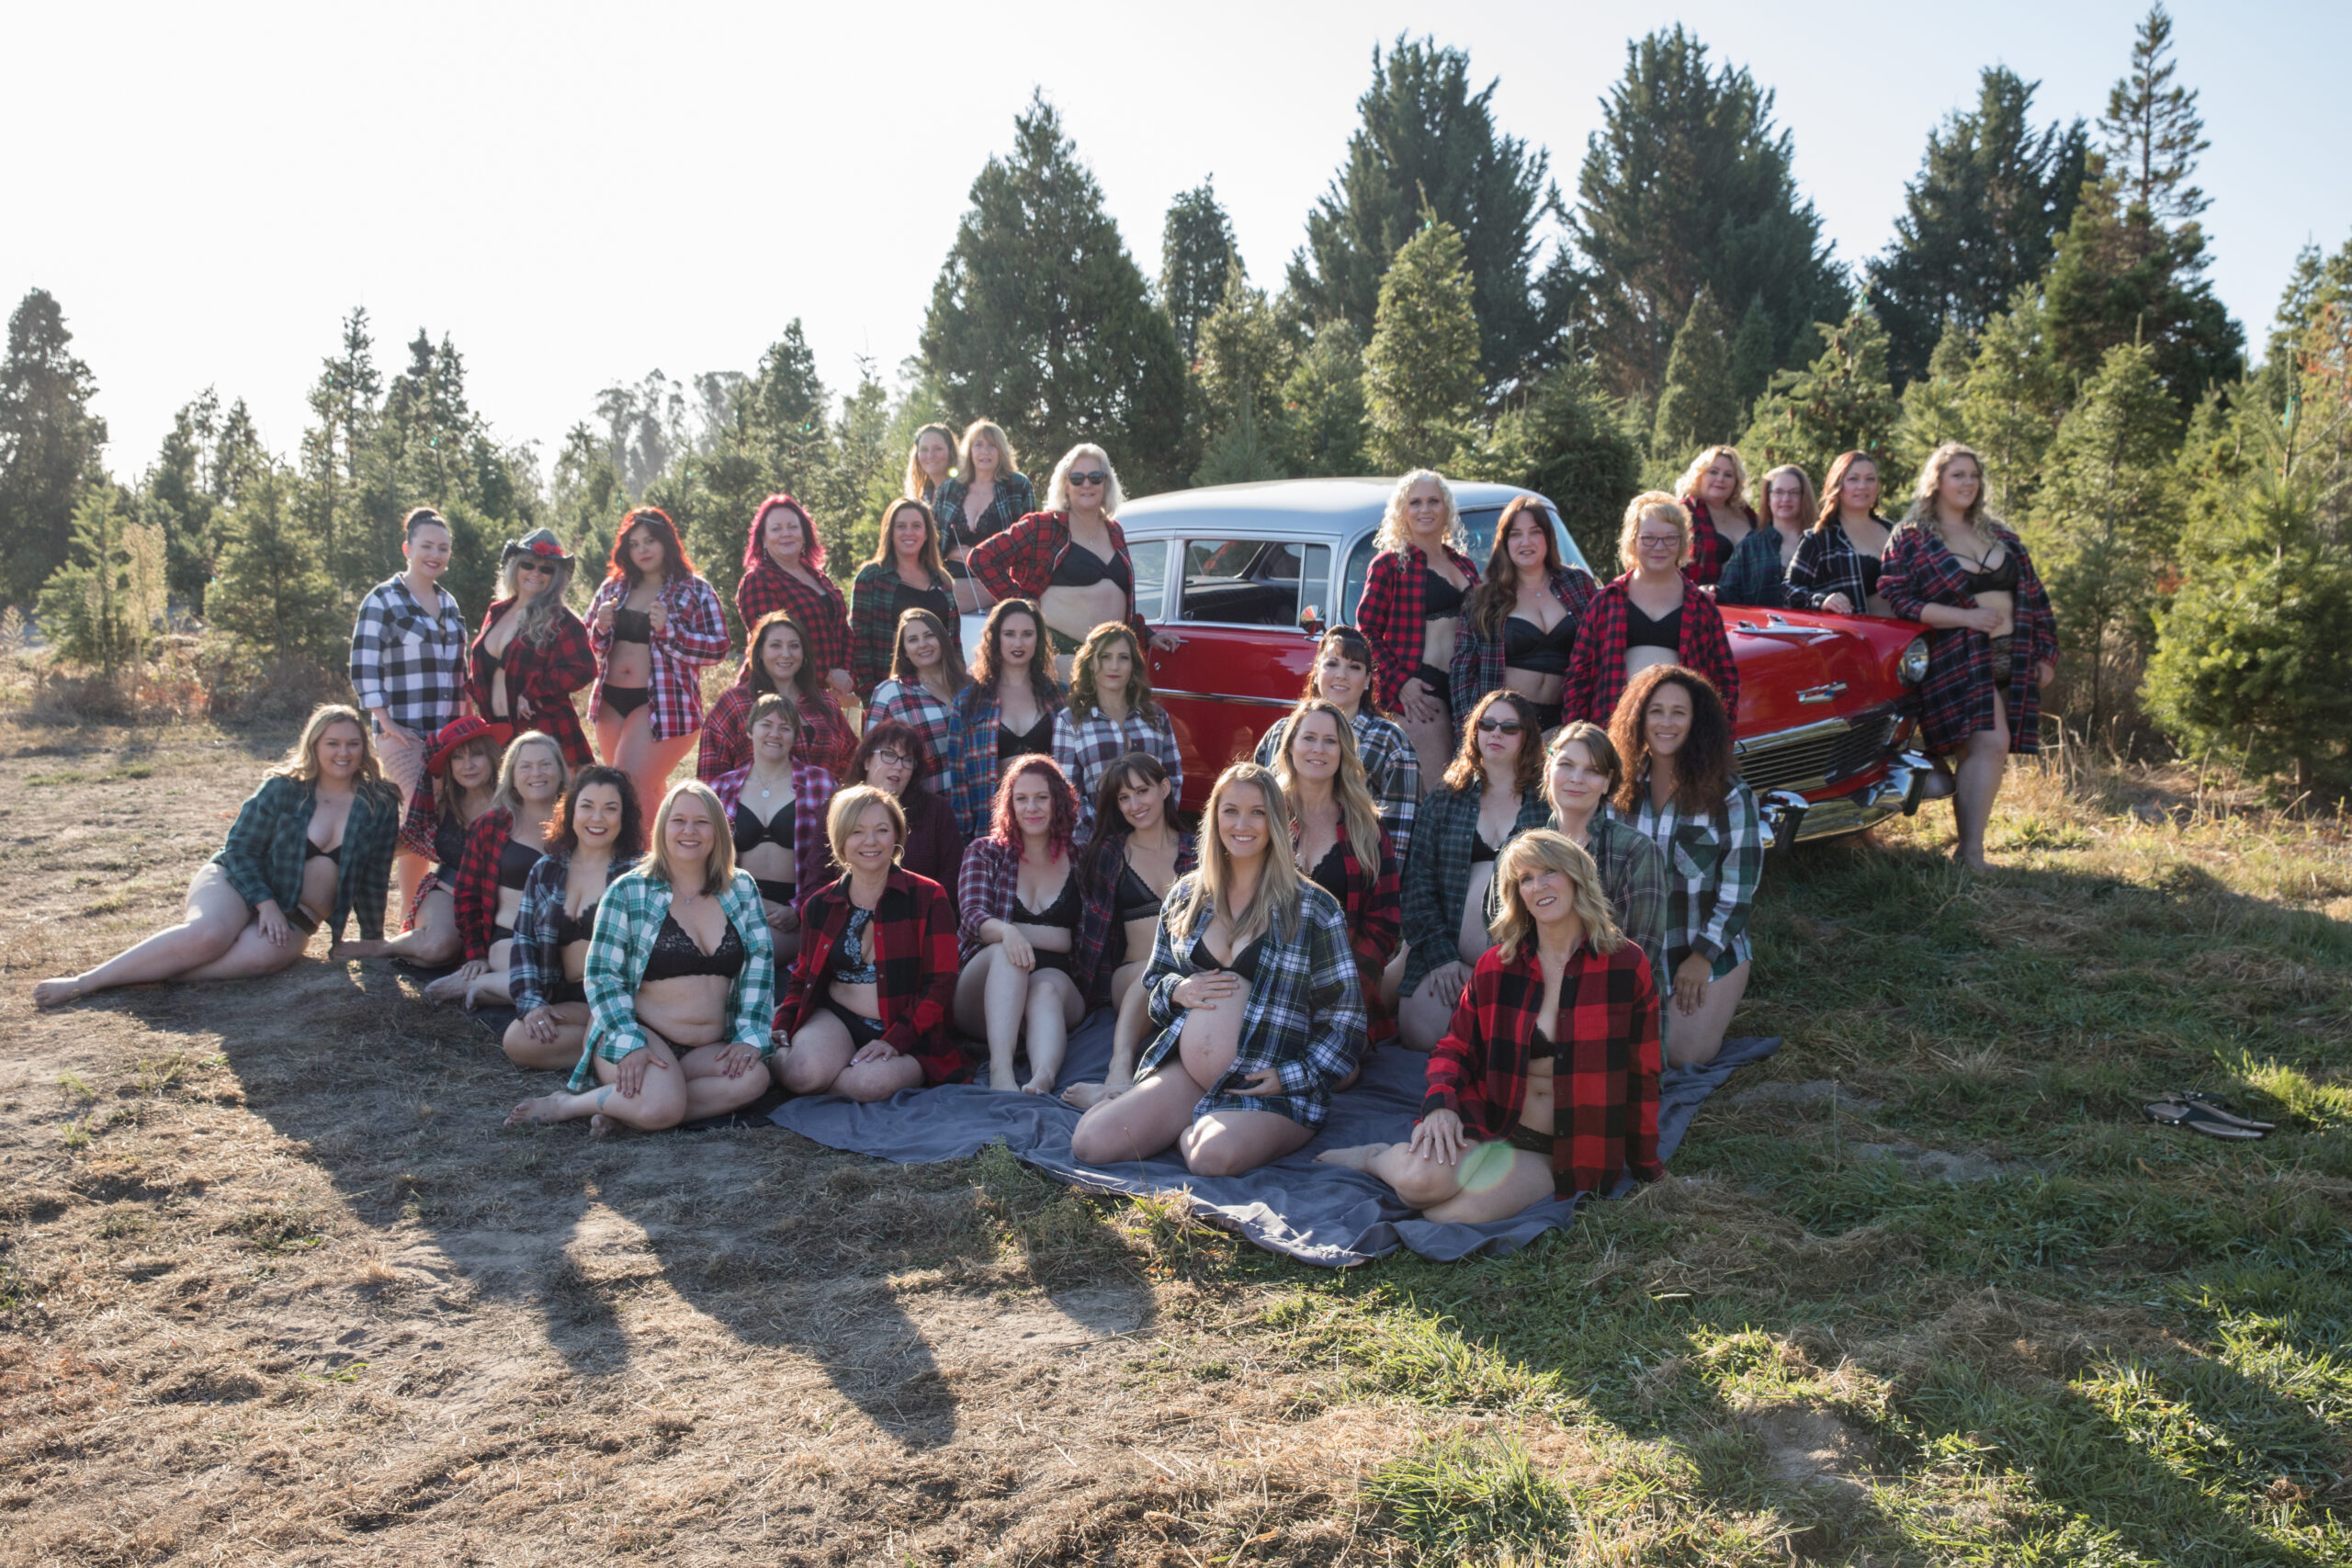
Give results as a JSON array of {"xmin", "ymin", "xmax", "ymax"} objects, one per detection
[
  {"xmin": 1272, "ymin": 699, "xmax": 1385, "ymax": 879},
  {"xmin": 1067, "ymin": 621, "xmax": 1167, "ymax": 728},
  {"xmin": 1490, "ymin": 829, "xmax": 1624, "ymax": 964},
  {"xmin": 959, "ymin": 419, "xmax": 1022, "ymax": 483},
  {"xmin": 904, "ymin": 423, "xmax": 957, "ymax": 498},
  {"xmin": 1758, "ymin": 464, "xmax": 1818, "ymax": 529},
  {"xmin": 492, "ymin": 730, "xmax": 569, "ymax": 817},
  {"xmin": 1675, "ymin": 446, "xmax": 1751, "ymax": 512},
  {"xmin": 1045, "ymin": 443, "xmax": 1125, "ymax": 516},
  {"xmin": 825, "ymin": 784, "xmax": 906, "ymax": 869},
  {"xmin": 273, "ymin": 704, "xmax": 381, "ymax": 784},
  {"xmin": 497, "ymin": 553, "xmax": 577, "ymax": 647},
  {"xmin": 1373, "ymin": 468, "xmax": 1465, "ymax": 555},
  {"xmin": 1618, "ymin": 491, "xmax": 1692, "ymax": 570},
  {"xmin": 1906, "ymin": 441, "xmax": 1994, "ymax": 529},
  {"xmin": 648, "ymin": 780, "xmax": 735, "ymax": 897},
  {"xmin": 1178, "ymin": 763, "xmax": 1301, "ymax": 953}
]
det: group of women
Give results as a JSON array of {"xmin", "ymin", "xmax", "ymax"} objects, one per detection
[{"xmin": 27, "ymin": 423, "xmax": 2056, "ymax": 1227}]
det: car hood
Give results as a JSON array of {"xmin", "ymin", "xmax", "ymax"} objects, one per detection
[{"xmin": 1721, "ymin": 607, "xmax": 1918, "ymax": 735}]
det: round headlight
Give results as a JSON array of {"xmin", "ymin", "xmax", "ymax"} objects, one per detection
[{"xmin": 1898, "ymin": 636, "xmax": 1929, "ymax": 685}]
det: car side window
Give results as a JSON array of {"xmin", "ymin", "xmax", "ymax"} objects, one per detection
[
  {"xmin": 1126, "ymin": 537, "xmax": 1169, "ymax": 621},
  {"xmin": 1180, "ymin": 539, "xmax": 1332, "ymax": 628},
  {"xmin": 1342, "ymin": 533, "xmax": 1375, "ymax": 623}
]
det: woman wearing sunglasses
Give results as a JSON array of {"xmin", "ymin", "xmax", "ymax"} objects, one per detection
[
  {"xmin": 468, "ymin": 529, "xmax": 596, "ymax": 768},
  {"xmin": 1395, "ymin": 690, "xmax": 1552, "ymax": 1052}
]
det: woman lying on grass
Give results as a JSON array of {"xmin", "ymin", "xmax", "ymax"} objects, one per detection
[
  {"xmin": 1319, "ymin": 829, "xmax": 1660, "ymax": 1218},
  {"xmin": 33, "ymin": 705, "xmax": 402, "ymax": 1007},
  {"xmin": 506, "ymin": 781, "xmax": 775, "ymax": 1134}
]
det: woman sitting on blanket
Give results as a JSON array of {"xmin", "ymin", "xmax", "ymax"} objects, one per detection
[
  {"xmin": 772, "ymin": 785, "xmax": 965, "ymax": 1101},
  {"xmin": 501, "ymin": 766, "xmax": 644, "ymax": 1071},
  {"xmin": 1059, "ymin": 750, "xmax": 1195, "ymax": 1112},
  {"xmin": 506, "ymin": 781, "xmax": 776, "ymax": 1134},
  {"xmin": 955, "ymin": 755, "xmax": 1093, "ymax": 1095},
  {"xmin": 1068, "ymin": 762, "xmax": 1364, "ymax": 1179},
  {"xmin": 1319, "ymin": 829, "xmax": 1660, "ymax": 1216}
]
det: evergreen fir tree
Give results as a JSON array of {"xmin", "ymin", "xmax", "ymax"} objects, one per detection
[
  {"xmin": 1192, "ymin": 265, "xmax": 1299, "ymax": 478},
  {"xmin": 1727, "ymin": 297, "xmax": 1779, "ymax": 409},
  {"xmin": 148, "ymin": 389, "xmax": 223, "ymax": 607},
  {"xmin": 1649, "ymin": 289, "xmax": 1737, "ymax": 459},
  {"xmin": 1890, "ymin": 319, "xmax": 1973, "ymax": 483},
  {"xmin": 1459, "ymin": 360, "xmax": 1644, "ymax": 566},
  {"xmin": 2098, "ymin": 4, "xmax": 2210, "ymax": 224},
  {"xmin": 1363, "ymin": 219, "xmax": 1482, "ymax": 471},
  {"xmin": 1955, "ymin": 293, "xmax": 2069, "ymax": 519},
  {"xmin": 299, "ymin": 308, "xmax": 381, "ymax": 601},
  {"xmin": 207, "ymin": 461, "xmax": 342, "ymax": 667},
  {"xmin": 2041, "ymin": 164, "xmax": 2242, "ymax": 412},
  {"xmin": 35, "ymin": 487, "xmax": 163, "ymax": 680},
  {"xmin": 0, "ymin": 288, "xmax": 109, "ymax": 604},
  {"xmin": 1741, "ymin": 304, "xmax": 1902, "ymax": 482},
  {"xmin": 1159, "ymin": 179, "xmax": 1238, "ymax": 359},
  {"xmin": 1274, "ymin": 321, "xmax": 1370, "ymax": 478}
]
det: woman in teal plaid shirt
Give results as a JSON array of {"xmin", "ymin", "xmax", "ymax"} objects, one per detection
[{"xmin": 506, "ymin": 781, "xmax": 775, "ymax": 1134}]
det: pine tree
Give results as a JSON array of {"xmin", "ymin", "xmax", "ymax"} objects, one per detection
[
  {"xmin": 208, "ymin": 461, "xmax": 343, "ymax": 667},
  {"xmin": 1160, "ymin": 179, "xmax": 1238, "ymax": 359},
  {"xmin": 1890, "ymin": 319, "xmax": 1973, "ymax": 483},
  {"xmin": 1955, "ymin": 293, "xmax": 2069, "ymax": 518},
  {"xmin": 1649, "ymin": 288, "xmax": 1738, "ymax": 459},
  {"xmin": 299, "ymin": 309, "xmax": 381, "ymax": 600},
  {"xmin": 1570, "ymin": 27, "xmax": 1846, "ymax": 402},
  {"xmin": 1275, "ymin": 321, "xmax": 1370, "ymax": 478},
  {"xmin": 1727, "ymin": 297, "xmax": 1779, "ymax": 409},
  {"xmin": 148, "ymin": 389, "xmax": 223, "ymax": 606},
  {"xmin": 36, "ymin": 487, "xmax": 164, "ymax": 680},
  {"xmin": 2252, "ymin": 237, "xmax": 2352, "ymax": 411},
  {"xmin": 1363, "ymin": 219, "xmax": 1483, "ymax": 471},
  {"xmin": 921, "ymin": 93, "xmax": 1188, "ymax": 491},
  {"xmin": 2098, "ymin": 4, "xmax": 2210, "ymax": 224},
  {"xmin": 0, "ymin": 288, "xmax": 109, "ymax": 604},
  {"xmin": 1192, "ymin": 266, "xmax": 1299, "ymax": 480},
  {"xmin": 1868, "ymin": 67, "xmax": 2089, "ymax": 385},
  {"xmin": 1286, "ymin": 35, "xmax": 1561, "ymax": 389},
  {"xmin": 2041, "ymin": 164, "xmax": 2242, "ymax": 412},
  {"xmin": 1742, "ymin": 304, "xmax": 1902, "ymax": 482}
]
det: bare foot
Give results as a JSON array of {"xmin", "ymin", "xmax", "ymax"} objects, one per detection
[
  {"xmin": 1314, "ymin": 1143, "xmax": 1391, "ymax": 1172},
  {"xmin": 1060, "ymin": 1078, "xmax": 1129, "ymax": 1111},
  {"xmin": 504, "ymin": 1094, "xmax": 572, "ymax": 1127},
  {"xmin": 421, "ymin": 974, "xmax": 469, "ymax": 1005},
  {"xmin": 989, "ymin": 1066, "xmax": 1021, "ymax": 1092},
  {"xmin": 589, "ymin": 1113, "xmax": 620, "ymax": 1138},
  {"xmin": 32, "ymin": 976, "xmax": 87, "ymax": 1009},
  {"xmin": 1021, "ymin": 1076, "xmax": 1057, "ymax": 1096}
]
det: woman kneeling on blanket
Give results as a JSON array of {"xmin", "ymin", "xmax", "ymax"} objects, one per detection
[
  {"xmin": 1319, "ymin": 829, "xmax": 1660, "ymax": 1217},
  {"xmin": 771, "ymin": 785, "xmax": 964, "ymax": 1101},
  {"xmin": 506, "ymin": 781, "xmax": 775, "ymax": 1134},
  {"xmin": 1069, "ymin": 762, "xmax": 1364, "ymax": 1179}
]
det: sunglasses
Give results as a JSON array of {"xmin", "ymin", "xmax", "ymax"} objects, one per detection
[
  {"xmin": 514, "ymin": 559, "xmax": 556, "ymax": 576},
  {"xmin": 1066, "ymin": 470, "xmax": 1108, "ymax": 487},
  {"xmin": 1477, "ymin": 717, "xmax": 1524, "ymax": 736}
]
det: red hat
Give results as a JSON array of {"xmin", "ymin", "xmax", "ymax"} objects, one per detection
[{"xmin": 425, "ymin": 715, "xmax": 506, "ymax": 776}]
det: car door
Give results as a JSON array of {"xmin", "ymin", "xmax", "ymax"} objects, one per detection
[{"xmin": 1148, "ymin": 535, "xmax": 1332, "ymax": 811}]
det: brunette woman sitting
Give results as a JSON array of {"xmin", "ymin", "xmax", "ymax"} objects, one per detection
[
  {"xmin": 1318, "ymin": 830, "xmax": 1660, "ymax": 1216},
  {"xmin": 503, "ymin": 767, "xmax": 644, "ymax": 1071},
  {"xmin": 424, "ymin": 730, "xmax": 568, "ymax": 1009},
  {"xmin": 772, "ymin": 785, "xmax": 964, "ymax": 1101},
  {"xmin": 1051, "ymin": 620, "xmax": 1183, "ymax": 837},
  {"xmin": 865, "ymin": 606, "xmax": 970, "ymax": 781},
  {"xmin": 1067, "ymin": 763, "xmax": 1364, "ymax": 1178},
  {"xmin": 506, "ymin": 782, "xmax": 776, "ymax": 1134},
  {"xmin": 699, "ymin": 609, "xmax": 857, "ymax": 784},
  {"xmin": 33, "ymin": 705, "xmax": 402, "ymax": 1006},
  {"xmin": 956, "ymin": 756, "xmax": 1091, "ymax": 1094},
  {"xmin": 340, "ymin": 716, "xmax": 502, "ymax": 966},
  {"xmin": 1059, "ymin": 752, "xmax": 1194, "ymax": 1111},
  {"xmin": 708, "ymin": 692, "xmax": 836, "ymax": 968},
  {"xmin": 1272, "ymin": 699, "xmax": 1402, "ymax": 1066},
  {"xmin": 848, "ymin": 719, "xmax": 965, "ymax": 892}
]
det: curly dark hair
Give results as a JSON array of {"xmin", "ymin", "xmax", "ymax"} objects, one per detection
[
  {"xmin": 605, "ymin": 506, "xmax": 695, "ymax": 587},
  {"xmin": 548, "ymin": 764, "xmax": 646, "ymax": 860},
  {"xmin": 971, "ymin": 597, "xmax": 1060, "ymax": 707},
  {"xmin": 1608, "ymin": 664, "xmax": 1736, "ymax": 817},
  {"xmin": 988, "ymin": 754, "xmax": 1079, "ymax": 859}
]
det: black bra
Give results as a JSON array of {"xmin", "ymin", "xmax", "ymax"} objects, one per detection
[
  {"xmin": 828, "ymin": 904, "xmax": 879, "ymax": 987},
  {"xmin": 612, "ymin": 607, "xmax": 652, "ymax": 645},
  {"xmin": 1469, "ymin": 829, "xmax": 1506, "ymax": 865},
  {"xmin": 1307, "ymin": 838, "xmax": 1351, "ymax": 902},
  {"xmin": 732, "ymin": 796, "xmax": 795, "ymax": 856},
  {"xmin": 640, "ymin": 909, "xmax": 744, "ymax": 983},
  {"xmin": 1051, "ymin": 540, "xmax": 1132, "ymax": 592},
  {"xmin": 1421, "ymin": 566, "xmax": 1464, "ymax": 618},
  {"xmin": 1013, "ymin": 872, "xmax": 1081, "ymax": 930},
  {"xmin": 1190, "ymin": 925, "xmax": 1267, "ymax": 984},
  {"xmin": 1504, "ymin": 613, "xmax": 1577, "ymax": 675},
  {"xmin": 1625, "ymin": 598, "xmax": 1681, "ymax": 650},
  {"xmin": 1115, "ymin": 861, "xmax": 1161, "ymax": 924},
  {"xmin": 1962, "ymin": 554, "xmax": 2019, "ymax": 595},
  {"xmin": 497, "ymin": 835, "xmax": 541, "ymax": 891},
  {"xmin": 555, "ymin": 899, "xmax": 600, "ymax": 947},
  {"xmin": 306, "ymin": 838, "xmax": 341, "ymax": 864},
  {"xmin": 998, "ymin": 712, "xmax": 1056, "ymax": 763},
  {"xmin": 433, "ymin": 811, "xmax": 468, "ymax": 870}
]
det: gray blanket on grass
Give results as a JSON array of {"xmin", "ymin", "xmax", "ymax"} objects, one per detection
[{"xmin": 771, "ymin": 1014, "xmax": 1778, "ymax": 1267}]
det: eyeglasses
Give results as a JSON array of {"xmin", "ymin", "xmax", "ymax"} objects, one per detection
[
  {"xmin": 1477, "ymin": 717, "xmax": 1524, "ymax": 736},
  {"xmin": 1066, "ymin": 470, "xmax": 1108, "ymax": 487},
  {"xmin": 1636, "ymin": 535, "xmax": 1683, "ymax": 549},
  {"xmin": 871, "ymin": 749, "xmax": 912, "ymax": 769}
]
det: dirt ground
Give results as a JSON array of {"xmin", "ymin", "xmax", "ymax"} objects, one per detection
[{"xmin": 0, "ymin": 717, "xmax": 1401, "ymax": 1565}]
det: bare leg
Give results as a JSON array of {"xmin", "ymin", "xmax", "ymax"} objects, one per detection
[
  {"xmin": 1064, "ymin": 966, "xmax": 1148, "ymax": 1110},
  {"xmin": 466, "ymin": 963, "xmax": 514, "ymax": 1009},
  {"xmin": 341, "ymin": 887, "xmax": 459, "ymax": 964},
  {"xmin": 1177, "ymin": 1109, "xmax": 1314, "ymax": 1178},
  {"xmin": 954, "ymin": 946, "xmax": 1033, "ymax": 1091},
  {"xmin": 391, "ymin": 852, "xmax": 428, "ymax": 925},
  {"xmin": 833, "ymin": 1052, "xmax": 924, "ymax": 1103},
  {"xmin": 676, "ymin": 1043, "xmax": 770, "ymax": 1119},
  {"xmin": 506, "ymin": 1041, "xmax": 685, "ymax": 1131},
  {"xmin": 34, "ymin": 866, "xmax": 249, "ymax": 1004},
  {"xmin": 1951, "ymin": 689, "xmax": 2012, "ymax": 871},
  {"xmin": 1398, "ymin": 971, "xmax": 1460, "ymax": 1052},
  {"xmin": 1320, "ymin": 1139, "xmax": 1556, "ymax": 1221},
  {"xmin": 1019, "ymin": 967, "xmax": 1086, "ymax": 1095},
  {"xmin": 1666, "ymin": 958, "xmax": 1750, "ymax": 1069},
  {"xmin": 176, "ymin": 918, "xmax": 318, "ymax": 982},
  {"xmin": 1379, "ymin": 947, "xmax": 1407, "ymax": 1009},
  {"xmin": 1398, "ymin": 711, "xmax": 1454, "ymax": 801},
  {"xmin": 1069, "ymin": 1061, "xmax": 1212, "ymax": 1168},
  {"xmin": 778, "ymin": 1009, "xmax": 853, "ymax": 1094},
  {"xmin": 502, "ymin": 1003, "xmax": 591, "ymax": 1071},
  {"xmin": 611, "ymin": 709, "xmax": 699, "ymax": 819}
]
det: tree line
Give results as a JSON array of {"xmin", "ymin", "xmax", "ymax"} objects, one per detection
[{"xmin": 2, "ymin": 6, "xmax": 2346, "ymax": 791}]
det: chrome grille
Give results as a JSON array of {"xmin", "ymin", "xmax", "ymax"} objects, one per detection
[{"xmin": 1736, "ymin": 707, "xmax": 1898, "ymax": 794}]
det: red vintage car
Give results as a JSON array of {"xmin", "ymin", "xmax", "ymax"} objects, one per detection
[{"xmin": 1113, "ymin": 478, "xmax": 1931, "ymax": 844}]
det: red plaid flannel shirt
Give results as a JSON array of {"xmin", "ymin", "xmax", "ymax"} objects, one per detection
[
  {"xmin": 1304, "ymin": 822, "xmax": 1402, "ymax": 1052},
  {"xmin": 1075, "ymin": 828, "xmax": 1197, "ymax": 1006},
  {"xmin": 710, "ymin": 761, "xmax": 838, "ymax": 910},
  {"xmin": 585, "ymin": 574, "xmax": 729, "ymax": 741},
  {"xmin": 1358, "ymin": 542, "xmax": 1481, "ymax": 711},
  {"xmin": 695, "ymin": 676, "xmax": 856, "ymax": 783},
  {"xmin": 1880, "ymin": 521, "xmax": 2057, "ymax": 755},
  {"xmin": 966, "ymin": 512, "xmax": 1150, "ymax": 649},
  {"xmin": 1421, "ymin": 938, "xmax": 1661, "ymax": 1198},
  {"xmin": 451, "ymin": 807, "xmax": 517, "ymax": 964},
  {"xmin": 775, "ymin": 868, "xmax": 966, "ymax": 1086},
  {"xmin": 736, "ymin": 559, "xmax": 853, "ymax": 685},
  {"xmin": 467, "ymin": 601, "xmax": 597, "ymax": 768},
  {"xmin": 1681, "ymin": 496, "xmax": 1758, "ymax": 589},
  {"xmin": 1560, "ymin": 574, "xmax": 1740, "ymax": 728}
]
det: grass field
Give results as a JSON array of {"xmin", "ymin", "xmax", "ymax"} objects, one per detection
[{"xmin": 0, "ymin": 707, "xmax": 2346, "ymax": 1565}]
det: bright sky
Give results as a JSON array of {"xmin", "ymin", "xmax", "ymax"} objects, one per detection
[{"xmin": 10, "ymin": 1, "xmax": 2346, "ymax": 481}]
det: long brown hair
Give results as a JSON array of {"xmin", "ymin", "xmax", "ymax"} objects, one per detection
[
  {"xmin": 971, "ymin": 597, "xmax": 1059, "ymax": 707},
  {"xmin": 745, "ymin": 610, "xmax": 824, "ymax": 705},
  {"xmin": 887, "ymin": 606, "xmax": 970, "ymax": 694},
  {"xmin": 1084, "ymin": 749, "xmax": 1172, "ymax": 860},
  {"xmin": 1442, "ymin": 690, "xmax": 1545, "ymax": 796},
  {"xmin": 1296, "ymin": 626, "xmax": 1389, "ymax": 717},
  {"xmin": 1814, "ymin": 451, "xmax": 1882, "ymax": 533},
  {"xmin": 1608, "ymin": 664, "xmax": 1736, "ymax": 817},
  {"xmin": 864, "ymin": 496, "xmax": 950, "ymax": 581},
  {"xmin": 1067, "ymin": 622, "xmax": 1167, "ymax": 728},
  {"xmin": 1463, "ymin": 496, "xmax": 1564, "ymax": 642}
]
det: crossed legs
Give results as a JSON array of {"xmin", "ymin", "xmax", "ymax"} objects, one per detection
[
  {"xmin": 34, "ymin": 864, "xmax": 311, "ymax": 1006},
  {"xmin": 775, "ymin": 1007, "xmax": 924, "ymax": 1102}
]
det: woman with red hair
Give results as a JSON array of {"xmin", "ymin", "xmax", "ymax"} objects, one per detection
[
  {"xmin": 586, "ymin": 507, "xmax": 729, "ymax": 816},
  {"xmin": 955, "ymin": 755, "xmax": 1091, "ymax": 1095},
  {"xmin": 735, "ymin": 494, "xmax": 854, "ymax": 706}
]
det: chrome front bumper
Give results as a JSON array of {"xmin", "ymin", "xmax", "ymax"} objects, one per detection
[{"xmin": 1758, "ymin": 750, "xmax": 1932, "ymax": 848}]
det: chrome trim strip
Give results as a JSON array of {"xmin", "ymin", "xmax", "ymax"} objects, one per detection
[{"xmin": 1158, "ymin": 688, "xmax": 1300, "ymax": 711}]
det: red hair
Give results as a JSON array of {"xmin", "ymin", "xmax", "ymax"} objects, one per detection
[
  {"xmin": 988, "ymin": 754, "xmax": 1078, "ymax": 859},
  {"xmin": 605, "ymin": 506, "xmax": 695, "ymax": 585},
  {"xmin": 744, "ymin": 493, "xmax": 823, "ymax": 576}
]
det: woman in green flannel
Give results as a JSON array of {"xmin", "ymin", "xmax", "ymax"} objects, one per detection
[
  {"xmin": 34, "ymin": 705, "xmax": 402, "ymax": 1007},
  {"xmin": 505, "ymin": 780, "xmax": 775, "ymax": 1134}
]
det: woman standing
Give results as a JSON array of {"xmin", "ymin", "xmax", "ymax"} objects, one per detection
[
  {"xmin": 849, "ymin": 499, "xmax": 958, "ymax": 700},
  {"xmin": 1789, "ymin": 451, "xmax": 1896, "ymax": 616},
  {"xmin": 1715, "ymin": 466, "xmax": 1814, "ymax": 610},
  {"xmin": 904, "ymin": 422, "xmax": 957, "ymax": 510},
  {"xmin": 505, "ymin": 782, "xmax": 775, "ymax": 1134},
  {"xmin": 1449, "ymin": 496, "xmax": 1595, "ymax": 733},
  {"xmin": 1357, "ymin": 469, "xmax": 1478, "ymax": 791},
  {"xmin": 942, "ymin": 599, "xmax": 1064, "ymax": 840},
  {"xmin": 1068, "ymin": 763, "xmax": 1363, "ymax": 1179},
  {"xmin": 933, "ymin": 419, "xmax": 1034, "ymax": 611},
  {"xmin": 1272, "ymin": 700, "xmax": 1402, "ymax": 1061},
  {"xmin": 469, "ymin": 528, "xmax": 596, "ymax": 767},
  {"xmin": 1610, "ymin": 665, "xmax": 1760, "ymax": 1068},
  {"xmin": 1060, "ymin": 753, "xmax": 1194, "ymax": 1111},
  {"xmin": 698, "ymin": 611, "xmax": 856, "ymax": 782},
  {"xmin": 967, "ymin": 444, "xmax": 1179, "ymax": 681},
  {"xmin": 1318, "ymin": 831, "xmax": 1660, "ymax": 1214},
  {"xmin": 709, "ymin": 693, "xmax": 837, "ymax": 967},
  {"xmin": 1396, "ymin": 691, "xmax": 1551, "ymax": 1051},
  {"xmin": 774, "ymin": 786, "xmax": 966, "ymax": 1101},
  {"xmin": 1676, "ymin": 446, "xmax": 1758, "ymax": 589},
  {"xmin": 733, "ymin": 494, "xmax": 854, "ymax": 706},
  {"xmin": 428, "ymin": 730, "xmax": 568, "ymax": 1009},
  {"xmin": 846, "ymin": 720, "xmax": 964, "ymax": 892},
  {"xmin": 955, "ymin": 757, "xmax": 1091, "ymax": 1095},
  {"xmin": 1255, "ymin": 626, "xmax": 1420, "ymax": 864},
  {"xmin": 33, "ymin": 707, "xmax": 402, "ymax": 1006},
  {"xmin": 1881, "ymin": 442, "xmax": 2058, "ymax": 872},
  {"xmin": 586, "ymin": 506, "xmax": 729, "ymax": 815},
  {"xmin": 1052, "ymin": 622, "xmax": 1183, "ymax": 837},
  {"xmin": 865, "ymin": 608, "xmax": 971, "ymax": 784},
  {"xmin": 503, "ymin": 767, "xmax": 643, "ymax": 1071},
  {"xmin": 348, "ymin": 507, "xmax": 467, "ymax": 906},
  {"xmin": 1560, "ymin": 493, "xmax": 1740, "ymax": 728},
  {"xmin": 345, "ymin": 716, "xmax": 502, "ymax": 966}
]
